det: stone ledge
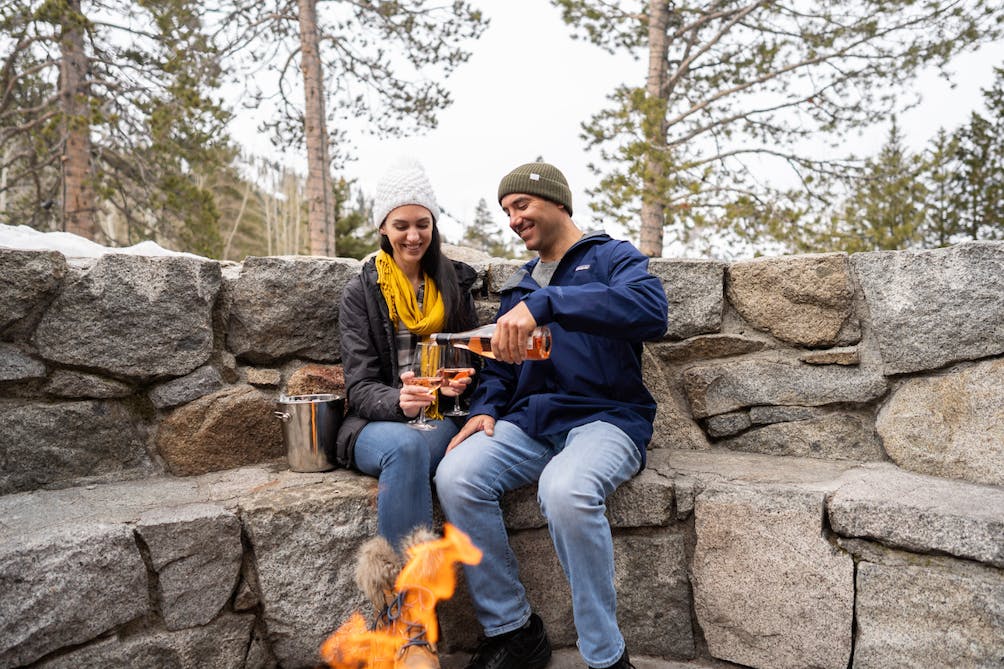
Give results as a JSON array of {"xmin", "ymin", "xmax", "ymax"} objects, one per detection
[
  {"xmin": 827, "ymin": 462, "xmax": 1004, "ymax": 567},
  {"xmin": 2, "ymin": 453, "xmax": 1001, "ymax": 668},
  {"xmin": 0, "ymin": 463, "xmax": 375, "ymax": 668}
]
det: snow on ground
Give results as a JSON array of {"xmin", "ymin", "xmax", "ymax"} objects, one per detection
[{"xmin": 0, "ymin": 223, "xmax": 204, "ymax": 259}]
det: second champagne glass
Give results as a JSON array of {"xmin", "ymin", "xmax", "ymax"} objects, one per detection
[
  {"xmin": 440, "ymin": 346, "xmax": 475, "ymax": 417},
  {"xmin": 407, "ymin": 341, "xmax": 442, "ymax": 431}
]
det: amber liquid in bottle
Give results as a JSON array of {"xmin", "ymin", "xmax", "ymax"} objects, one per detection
[{"xmin": 439, "ymin": 325, "xmax": 552, "ymax": 361}]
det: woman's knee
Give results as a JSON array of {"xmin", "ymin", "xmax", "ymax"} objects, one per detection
[{"xmin": 387, "ymin": 431, "xmax": 431, "ymax": 469}]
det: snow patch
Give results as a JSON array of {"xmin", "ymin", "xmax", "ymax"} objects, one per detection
[{"xmin": 0, "ymin": 224, "xmax": 204, "ymax": 259}]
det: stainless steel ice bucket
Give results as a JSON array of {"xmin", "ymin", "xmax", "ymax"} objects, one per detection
[{"xmin": 273, "ymin": 393, "xmax": 344, "ymax": 472}]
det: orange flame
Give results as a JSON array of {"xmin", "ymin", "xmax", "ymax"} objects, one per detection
[{"xmin": 320, "ymin": 523, "xmax": 482, "ymax": 669}]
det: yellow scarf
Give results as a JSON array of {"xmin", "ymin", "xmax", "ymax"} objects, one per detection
[
  {"xmin": 375, "ymin": 250, "xmax": 445, "ymax": 418},
  {"xmin": 375, "ymin": 250, "xmax": 446, "ymax": 334}
]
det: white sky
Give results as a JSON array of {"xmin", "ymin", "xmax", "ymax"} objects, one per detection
[{"xmin": 231, "ymin": 0, "xmax": 1004, "ymax": 252}]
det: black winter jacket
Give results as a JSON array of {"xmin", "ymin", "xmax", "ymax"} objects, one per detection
[{"xmin": 335, "ymin": 257, "xmax": 479, "ymax": 467}]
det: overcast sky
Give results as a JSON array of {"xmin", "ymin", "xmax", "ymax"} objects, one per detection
[{"xmin": 232, "ymin": 1, "xmax": 1004, "ymax": 253}]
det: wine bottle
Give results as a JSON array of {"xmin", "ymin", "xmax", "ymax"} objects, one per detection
[{"xmin": 432, "ymin": 324, "xmax": 552, "ymax": 361}]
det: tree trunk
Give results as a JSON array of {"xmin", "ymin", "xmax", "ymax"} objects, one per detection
[
  {"xmin": 59, "ymin": 0, "xmax": 97, "ymax": 240},
  {"xmin": 297, "ymin": 0, "xmax": 334, "ymax": 257},
  {"xmin": 638, "ymin": 0, "xmax": 670, "ymax": 257}
]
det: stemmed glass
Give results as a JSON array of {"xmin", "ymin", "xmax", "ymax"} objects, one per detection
[
  {"xmin": 407, "ymin": 341, "xmax": 442, "ymax": 431},
  {"xmin": 439, "ymin": 346, "xmax": 475, "ymax": 417}
]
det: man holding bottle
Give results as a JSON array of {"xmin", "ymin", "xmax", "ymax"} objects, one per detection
[{"xmin": 435, "ymin": 162, "xmax": 669, "ymax": 669}]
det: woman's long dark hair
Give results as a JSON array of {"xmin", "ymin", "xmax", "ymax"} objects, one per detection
[{"xmin": 379, "ymin": 223, "xmax": 474, "ymax": 332}]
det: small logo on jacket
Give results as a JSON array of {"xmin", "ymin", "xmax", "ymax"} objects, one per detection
[{"xmin": 575, "ymin": 264, "xmax": 591, "ymax": 271}]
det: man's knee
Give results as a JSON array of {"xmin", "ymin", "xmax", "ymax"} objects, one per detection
[
  {"xmin": 434, "ymin": 448, "xmax": 469, "ymax": 506},
  {"xmin": 537, "ymin": 467, "xmax": 601, "ymax": 524}
]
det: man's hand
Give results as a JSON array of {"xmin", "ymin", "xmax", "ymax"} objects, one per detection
[
  {"xmin": 446, "ymin": 414, "xmax": 495, "ymax": 453},
  {"xmin": 492, "ymin": 301, "xmax": 537, "ymax": 363}
]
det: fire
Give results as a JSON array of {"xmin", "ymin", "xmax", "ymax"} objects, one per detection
[{"xmin": 320, "ymin": 523, "xmax": 482, "ymax": 669}]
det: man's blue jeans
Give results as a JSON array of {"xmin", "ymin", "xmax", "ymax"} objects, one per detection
[
  {"xmin": 435, "ymin": 419, "xmax": 642, "ymax": 668},
  {"xmin": 354, "ymin": 418, "xmax": 458, "ymax": 550}
]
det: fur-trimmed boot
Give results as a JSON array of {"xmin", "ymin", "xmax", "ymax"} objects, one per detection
[{"xmin": 355, "ymin": 530, "xmax": 440, "ymax": 669}]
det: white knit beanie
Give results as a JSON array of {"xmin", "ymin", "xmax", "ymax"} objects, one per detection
[{"xmin": 372, "ymin": 159, "xmax": 440, "ymax": 228}]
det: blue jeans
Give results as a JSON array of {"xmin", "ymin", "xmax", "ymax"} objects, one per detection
[
  {"xmin": 435, "ymin": 420, "xmax": 642, "ymax": 668},
  {"xmin": 354, "ymin": 418, "xmax": 458, "ymax": 551}
]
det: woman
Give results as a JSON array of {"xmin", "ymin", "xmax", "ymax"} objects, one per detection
[{"xmin": 336, "ymin": 160, "xmax": 479, "ymax": 551}]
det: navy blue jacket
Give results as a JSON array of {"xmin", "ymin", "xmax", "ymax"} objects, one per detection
[{"xmin": 468, "ymin": 231, "xmax": 668, "ymax": 466}]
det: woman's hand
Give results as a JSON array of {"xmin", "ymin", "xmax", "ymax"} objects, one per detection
[
  {"xmin": 439, "ymin": 370, "xmax": 473, "ymax": 398},
  {"xmin": 398, "ymin": 370, "xmax": 434, "ymax": 418}
]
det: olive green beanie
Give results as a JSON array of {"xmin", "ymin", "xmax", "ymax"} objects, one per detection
[{"xmin": 497, "ymin": 162, "xmax": 573, "ymax": 216}]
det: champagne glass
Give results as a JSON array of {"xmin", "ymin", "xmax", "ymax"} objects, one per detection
[
  {"xmin": 407, "ymin": 341, "xmax": 442, "ymax": 431},
  {"xmin": 439, "ymin": 346, "xmax": 475, "ymax": 417}
]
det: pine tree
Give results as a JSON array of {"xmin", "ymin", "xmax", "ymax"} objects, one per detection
[
  {"xmin": 834, "ymin": 120, "xmax": 928, "ymax": 252},
  {"xmin": 462, "ymin": 197, "xmax": 520, "ymax": 259},
  {"xmin": 553, "ymin": 0, "xmax": 1003, "ymax": 255},
  {"xmin": 334, "ymin": 178, "xmax": 377, "ymax": 260},
  {"xmin": 216, "ymin": 0, "xmax": 487, "ymax": 257},
  {"xmin": 921, "ymin": 129, "xmax": 964, "ymax": 248},
  {"xmin": 1, "ymin": 0, "xmax": 233, "ymax": 255},
  {"xmin": 950, "ymin": 68, "xmax": 1004, "ymax": 241}
]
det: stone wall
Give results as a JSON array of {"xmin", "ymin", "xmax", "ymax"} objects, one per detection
[{"xmin": 1, "ymin": 243, "xmax": 1002, "ymax": 668}]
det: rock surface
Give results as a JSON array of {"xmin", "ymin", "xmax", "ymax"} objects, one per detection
[
  {"xmin": 239, "ymin": 474, "xmax": 375, "ymax": 668},
  {"xmin": 35, "ymin": 613, "xmax": 256, "ymax": 669},
  {"xmin": 682, "ymin": 354, "xmax": 887, "ymax": 418},
  {"xmin": 0, "ymin": 400, "xmax": 152, "ymax": 494},
  {"xmin": 852, "ymin": 242, "xmax": 1004, "ymax": 374},
  {"xmin": 0, "ymin": 523, "xmax": 149, "ymax": 667},
  {"xmin": 285, "ymin": 363, "xmax": 345, "ymax": 396},
  {"xmin": 692, "ymin": 484, "xmax": 854, "ymax": 669},
  {"xmin": 245, "ymin": 367, "xmax": 282, "ymax": 387},
  {"xmin": 43, "ymin": 370, "xmax": 133, "ymax": 398},
  {"xmin": 149, "ymin": 365, "xmax": 225, "ymax": 410},
  {"xmin": 649, "ymin": 258, "xmax": 725, "ymax": 340},
  {"xmin": 853, "ymin": 560, "xmax": 1004, "ymax": 669},
  {"xmin": 0, "ymin": 249, "xmax": 66, "ymax": 335},
  {"xmin": 643, "ymin": 346, "xmax": 710, "ymax": 450},
  {"xmin": 0, "ymin": 343, "xmax": 45, "ymax": 381},
  {"xmin": 653, "ymin": 334, "xmax": 768, "ymax": 366},
  {"xmin": 876, "ymin": 358, "xmax": 1004, "ymax": 485},
  {"xmin": 827, "ymin": 463, "xmax": 1004, "ymax": 568},
  {"xmin": 704, "ymin": 411, "xmax": 752, "ymax": 438},
  {"xmin": 33, "ymin": 254, "xmax": 221, "ymax": 380},
  {"xmin": 225, "ymin": 256, "xmax": 359, "ymax": 364},
  {"xmin": 799, "ymin": 346, "xmax": 860, "ymax": 365},
  {"xmin": 155, "ymin": 385, "xmax": 283, "ymax": 476},
  {"xmin": 720, "ymin": 412, "xmax": 883, "ymax": 461},
  {"xmin": 136, "ymin": 503, "xmax": 243, "ymax": 630},
  {"xmin": 726, "ymin": 252, "xmax": 859, "ymax": 347}
]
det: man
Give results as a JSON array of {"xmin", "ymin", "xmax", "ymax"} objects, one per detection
[{"xmin": 435, "ymin": 162, "xmax": 668, "ymax": 669}]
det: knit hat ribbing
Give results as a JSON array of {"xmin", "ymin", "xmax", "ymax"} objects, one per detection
[
  {"xmin": 372, "ymin": 159, "xmax": 440, "ymax": 228},
  {"xmin": 497, "ymin": 162, "xmax": 572, "ymax": 216}
]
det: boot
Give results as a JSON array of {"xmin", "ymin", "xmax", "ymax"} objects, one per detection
[
  {"xmin": 355, "ymin": 535, "xmax": 402, "ymax": 612},
  {"xmin": 589, "ymin": 648, "xmax": 635, "ymax": 669},
  {"xmin": 355, "ymin": 531, "xmax": 440, "ymax": 669}
]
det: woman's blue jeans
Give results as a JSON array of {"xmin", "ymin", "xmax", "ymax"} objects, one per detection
[
  {"xmin": 434, "ymin": 419, "xmax": 642, "ymax": 668},
  {"xmin": 353, "ymin": 418, "xmax": 458, "ymax": 550}
]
